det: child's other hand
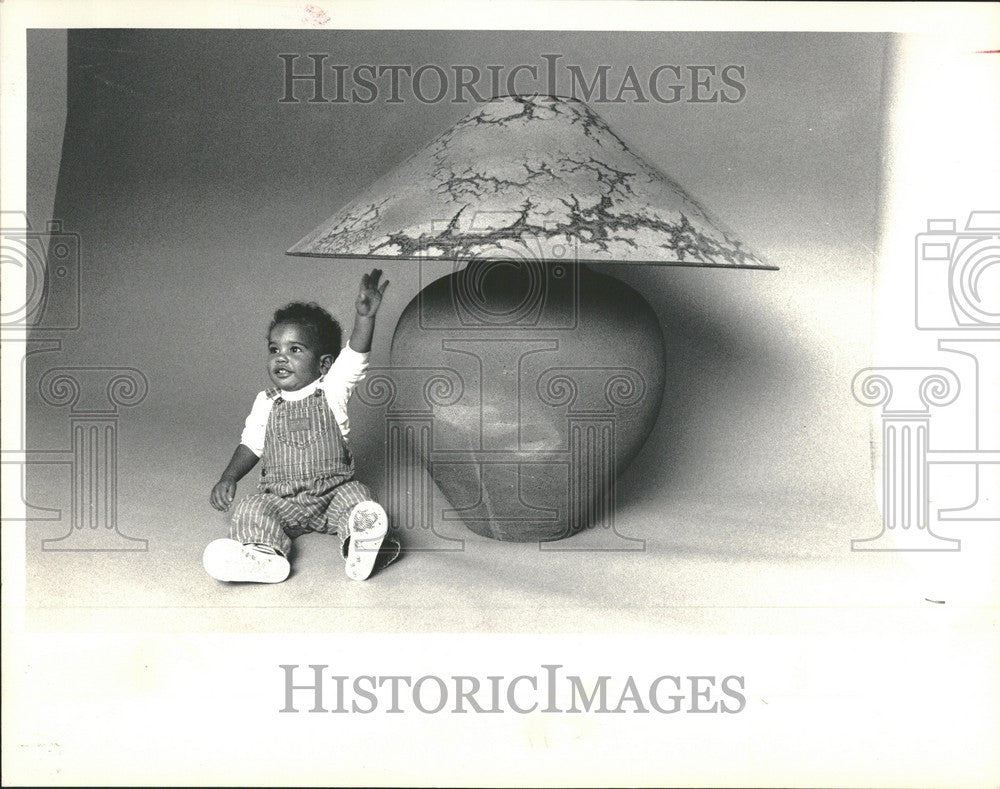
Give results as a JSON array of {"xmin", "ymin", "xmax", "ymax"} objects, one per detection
[
  {"xmin": 210, "ymin": 478, "xmax": 237, "ymax": 511},
  {"xmin": 356, "ymin": 268, "xmax": 389, "ymax": 317}
]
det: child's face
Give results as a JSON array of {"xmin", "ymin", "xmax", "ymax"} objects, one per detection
[{"xmin": 267, "ymin": 322, "xmax": 333, "ymax": 391}]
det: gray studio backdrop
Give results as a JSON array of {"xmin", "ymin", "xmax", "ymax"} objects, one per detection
[{"xmin": 25, "ymin": 30, "xmax": 886, "ymax": 560}]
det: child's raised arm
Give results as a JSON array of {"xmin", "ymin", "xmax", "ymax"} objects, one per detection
[
  {"xmin": 348, "ymin": 268, "xmax": 390, "ymax": 353},
  {"xmin": 209, "ymin": 444, "xmax": 259, "ymax": 511}
]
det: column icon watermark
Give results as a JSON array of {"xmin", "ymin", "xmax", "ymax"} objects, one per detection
[
  {"xmin": 1, "ymin": 211, "xmax": 149, "ymax": 551},
  {"xmin": 851, "ymin": 211, "xmax": 1000, "ymax": 551}
]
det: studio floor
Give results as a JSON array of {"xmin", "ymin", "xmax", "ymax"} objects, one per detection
[{"xmin": 21, "ymin": 415, "xmax": 996, "ymax": 637}]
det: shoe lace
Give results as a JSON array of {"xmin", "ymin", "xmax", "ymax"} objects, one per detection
[{"xmin": 246, "ymin": 543, "xmax": 280, "ymax": 562}]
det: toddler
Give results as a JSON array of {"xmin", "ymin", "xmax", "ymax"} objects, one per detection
[{"xmin": 204, "ymin": 269, "xmax": 398, "ymax": 583}]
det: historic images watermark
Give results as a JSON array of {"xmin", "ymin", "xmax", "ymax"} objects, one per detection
[
  {"xmin": 279, "ymin": 53, "xmax": 747, "ymax": 105},
  {"xmin": 353, "ymin": 214, "xmax": 649, "ymax": 552},
  {"xmin": 1, "ymin": 211, "xmax": 149, "ymax": 551},
  {"xmin": 851, "ymin": 211, "xmax": 1000, "ymax": 551},
  {"xmin": 279, "ymin": 664, "xmax": 747, "ymax": 715}
]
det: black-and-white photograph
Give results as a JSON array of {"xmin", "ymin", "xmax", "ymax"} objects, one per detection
[{"xmin": 2, "ymin": 2, "xmax": 998, "ymax": 786}]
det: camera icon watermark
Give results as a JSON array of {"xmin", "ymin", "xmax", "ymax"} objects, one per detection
[
  {"xmin": 852, "ymin": 210, "xmax": 1000, "ymax": 552},
  {"xmin": 416, "ymin": 211, "xmax": 580, "ymax": 332},
  {"xmin": 1, "ymin": 211, "xmax": 82, "ymax": 332},
  {"xmin": 915, "ymin": 211, "xmax": 1000, "ymax": 330}
]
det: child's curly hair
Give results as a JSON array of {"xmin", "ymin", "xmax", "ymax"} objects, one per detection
[{"xmin": 269, "ymin": 302, "xmax": 342, "ymax": 357}]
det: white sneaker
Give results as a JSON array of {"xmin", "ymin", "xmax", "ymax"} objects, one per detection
[
  {"xmin": 345, "ymin": 502, "xmax": 389, "ymax": 581},
  {"xmin": 203, "ymin": 538, "xmax": 290, "ymax": 583}
]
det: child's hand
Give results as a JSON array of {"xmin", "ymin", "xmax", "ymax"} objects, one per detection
[
  {"xmin": 355, "ymin": 268, "xmax": 389, "ymax": 317},
  {"xmin": 210, "ymin": 478, "xmax": 237, "ymax": 512}
]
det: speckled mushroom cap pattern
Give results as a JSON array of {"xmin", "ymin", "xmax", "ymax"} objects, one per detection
[{"xmin": 287, "ymin": 94, "xmax": 772, "ymax": 269}]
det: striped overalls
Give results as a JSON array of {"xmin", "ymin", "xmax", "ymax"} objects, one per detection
[{"xmin": 230, "ymin": 385, "xmax": 376, "ymax": 557}]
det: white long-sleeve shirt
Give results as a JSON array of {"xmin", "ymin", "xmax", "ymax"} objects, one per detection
[{"xmin": 239, "ymin": 346, "xmax": 369, "ymax": 457}]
